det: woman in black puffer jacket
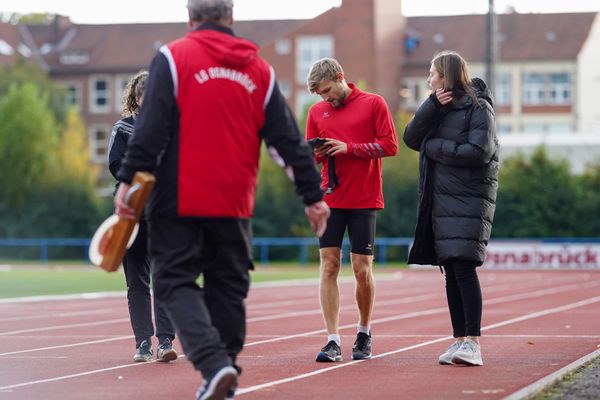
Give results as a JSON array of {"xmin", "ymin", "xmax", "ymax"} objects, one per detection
[{"xmin": 403, "ymin": 50, "xmax": 499, "ymax": 367}]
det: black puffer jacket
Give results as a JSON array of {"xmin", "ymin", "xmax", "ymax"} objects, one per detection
[{"xmin": 403, "ymin": 78, "xmax": 499, "ymax": 266}]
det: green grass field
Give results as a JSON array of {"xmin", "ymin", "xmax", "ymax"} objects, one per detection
[{"xmin": 0, "ymin": 262, "xmax": 406, "ymax": 299}]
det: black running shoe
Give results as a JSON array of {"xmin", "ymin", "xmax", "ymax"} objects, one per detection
[
  {"xmin": 316, "ymin": 340, "xmax": 342, "ymax": 362},
  {"xmin": 196, "ymin": 366, "xmax": 238, "ymax": 400},
  {"xmin": 352, "ymin": 332, "xmax": 372, "ymax": 360}
]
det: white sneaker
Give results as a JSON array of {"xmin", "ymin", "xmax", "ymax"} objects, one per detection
[
  {"xmin": 451, "ymin": 338, "xmax": 483, "ymax": 366},
  {"xmin": 438, "ymin": 339, "xmax": 464, "ymax": 365}
]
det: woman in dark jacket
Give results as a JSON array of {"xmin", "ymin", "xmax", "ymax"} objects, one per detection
[
  {"xmin": 108, "ymin": 71, "xmax": 177, "ymax": 363},
  {"xmin": 403, "ymin": 50, "xmax": 499, "ymax": 367}
]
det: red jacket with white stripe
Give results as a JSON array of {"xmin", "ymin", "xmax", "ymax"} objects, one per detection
[{"xmin": 118, "ymin": 23, "xmax": 322, "ymax": 218}]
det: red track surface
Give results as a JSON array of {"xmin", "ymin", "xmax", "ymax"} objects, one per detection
[{"xmin": 1, "ymin": 269, "xmax": 600, "ymax": 399}]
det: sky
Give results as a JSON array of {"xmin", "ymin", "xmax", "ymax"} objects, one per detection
[{"xmin": 1, "ymin": 0, "xmax": 600, "ymax": 24}]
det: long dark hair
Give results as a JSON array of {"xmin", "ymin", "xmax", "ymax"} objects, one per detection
[{"xmin": 432, "ymin": 51, "xmax": 479, "ymax": 107}]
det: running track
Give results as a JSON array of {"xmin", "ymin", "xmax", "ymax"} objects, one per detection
[{"xmin": 1, "ymin": 269, "xmax": 600, "ymax": 399}]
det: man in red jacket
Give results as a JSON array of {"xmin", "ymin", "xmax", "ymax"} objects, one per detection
[
  {"xmin": 115, "ymin": 1, "xmax": 329, "ymax": 398},
  {"xmin": 306, "ymin": 58, "xmax": 398, "ymax": 363}
]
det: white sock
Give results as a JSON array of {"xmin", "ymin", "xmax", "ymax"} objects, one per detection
[
  {"xmin": 328, "ymin": 334, "xmax": 341, "ymax": 346},
  {"xmin": 358, "ymin": 325, "xmax": 370, "ymax": 335}
]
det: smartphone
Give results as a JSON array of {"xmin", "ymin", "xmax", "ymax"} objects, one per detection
[{"xmin": 308, "ymin": 138, "xmax": 327, "ymax": 148}]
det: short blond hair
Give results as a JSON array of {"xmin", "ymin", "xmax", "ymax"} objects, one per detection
[{"xmin": 307, "ymin": 58, "xmax": 344, "ymax": 93}]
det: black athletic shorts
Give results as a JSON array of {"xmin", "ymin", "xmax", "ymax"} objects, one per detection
[{"xmin": 319, "ymin": 208, "xmax": 377, "ymax": 255}]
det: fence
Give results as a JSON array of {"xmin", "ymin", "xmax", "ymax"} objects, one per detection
[
  {"xmin": 4, "ymin": 237, "xmax": 600, "ymax": 268},
  {"xmin": 0, "ymin": 237, "xmax": 413, "ymax": 266}
]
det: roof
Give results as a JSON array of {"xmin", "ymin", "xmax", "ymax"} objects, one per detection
[
  {"xmin": 20, "ymin": 19, "xmax": 310, "ymax": 73},
  {"xmin": 3, "ymin": 12, "xmax": 597, "ymax": 74},
  {"xmin": 404, "ymin": 12, "xmax": 597, "ymax": 71},
  {"xmin": 0, "ymin": 22, "xmax": 30, "ymax": 63}
]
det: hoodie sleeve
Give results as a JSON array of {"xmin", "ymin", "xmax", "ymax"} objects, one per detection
[
  {"xmin": 425, "ymin": 100, "xmax": 497, "ymax": 167},
  {"xmin": 260, "ymin": 81, "xmax": 324, "ymax": 206},
  {"xmin": 305, "ymin": 107, "xmax": 327, "ymax": 165},
  {"xmin": 347, "ymin": 95, "xmax": 398, "ymax": 158}
]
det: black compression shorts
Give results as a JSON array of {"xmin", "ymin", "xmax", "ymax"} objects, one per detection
[{"xmin": 319, "ymin": 208, "xmax": 377, "ymax": 255}]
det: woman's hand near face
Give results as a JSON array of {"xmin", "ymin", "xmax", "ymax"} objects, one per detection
[{"xmin": 435, "ymin": 88, "xmax": 453, "ymax": 106}]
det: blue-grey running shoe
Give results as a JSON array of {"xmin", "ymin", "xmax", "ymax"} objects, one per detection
[
  {"xmin": 352, "ymin": 332, "xmax": 372, "ymax": 360},
  {"xmin": 316, "ymin": 340, "xmax": 342, "ymax": 362},
  {"xmin": 156, "ymin": 338, "xmax": 178, "ymax": 363},
  {"xmin": 133, "ymin": 339, "xmax": 152, "ymax": 362}
]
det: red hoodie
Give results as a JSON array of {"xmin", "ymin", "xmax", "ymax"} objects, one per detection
[
  {"xmin": 306, "ymin": 84, "xmax": 398, "ymax": 209},
  {"xmin": 165, "ymin": 29, "xmax": 273, "ymax": 217}
]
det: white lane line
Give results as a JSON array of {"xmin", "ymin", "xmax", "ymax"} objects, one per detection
[
  {"xmin": 0, "ymin": 309, "xmax": 122, "ymax": 323},
  {"xmin": 0, "ymin": 292, "xmax": 126, "ymax": 304},
  {"xmin": 0, "ymin": 335, "xmax": 133, "ymax": 356},
  {"xmin": 503, "ymin": 348, "xmax": 600, "ymax": 400},
  {"xmin": 237, "ymin": 335, "xmax": 455, "ymax": 396},
  {"xmin": 244, "ymin": 280, "xmax": 600, "ymax": 347},
  {"xmin": 245, "ymin": 333, "xmax": 600, "ymax": 339},
  {"xmin": 0, "ymin": 355, "xmax": 186, "ymax": 391},
  {"xmin": 3, "ymin": 279, "xmax": 599, "ymax": 357},
  {"xmin": 2, "ymin": 278, "xmax": 600, "ymax": 392},
  {"xmin": 482, "ymin": 296, "xmax": 600, "ymax": 331},
  {"xmin": 0, "ymin": 318, "xmax": 129, "ymax": 336},
  {"xmin": 247, "ymin": 294, "xmax": 439, "ymax": 323},
  {"xmin": 0, "ymin": 275, "xmax": 394, "ymax": 305},
  {"xmin": 236, "ymin": 295, "xmax": 600, "ymax": 396}
]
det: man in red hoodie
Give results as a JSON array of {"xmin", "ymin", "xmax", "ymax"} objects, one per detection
[
  {"xmin": 115, "ymin": 1, "xmax": 329, "ymax": 398},
  {"xmin": 306, "ymin": 58, "xmax": 398, "ymax": 364}
]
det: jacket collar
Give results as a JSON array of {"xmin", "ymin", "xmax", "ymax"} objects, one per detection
[{"xmin": 195, "ymin": 21, "xmax": 235, "ymax": 36}]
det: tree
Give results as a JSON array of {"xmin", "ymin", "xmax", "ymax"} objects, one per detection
[
  {"xmin": 52, "ymin": 108, "xmax": 98, "ymax": 187},
  {"xmin": 0, "ymin": 64, "xmax": 103, "ymax": 241},
  {"xmin": 578, "ymin": 161, "xmax": 600, "ymax": 236},
  {"xmin": 0, "ymin": 59, "xmax": 68, "ymax": 124},
  {"xmin": 0, "ymin": 83, "xmax": 59, "ymax": 212},
  {"xmin": 493, "ymin": 148, "xmax": 584, "ymax": 237}
]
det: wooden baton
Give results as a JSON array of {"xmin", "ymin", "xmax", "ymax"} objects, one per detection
[{"xmin": 99, "ymin": 171, "xmax": 155, "ymax": 272}]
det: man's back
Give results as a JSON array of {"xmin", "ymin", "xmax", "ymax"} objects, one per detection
[{"xmin": 165, "ymin": 27, "xmax": 273, "ymax": 217}]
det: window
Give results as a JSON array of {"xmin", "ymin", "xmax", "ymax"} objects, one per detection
[
  {"xmin": 522, "ymin": 72, "xmax": 571, "ymax": 106},
  {"xmin": 89, "ymin": 75, "xmax": 111, "ymax": 113},
  {"xmin": 495, "ymin": 73, "xmax": 511, "ymax": 106},
  {"xmin": 296, "ymin": 35, "xmax": 334, "ymax": 85},
  {"xmin": 59, "ymin": 51, "xmax": 89, "ymax": 65},
  {"xmin": 115, "ymin": 75, "xmax": 133, "ymax": 113},
  {"xmin": 64, "ymin": 82, "xmax": 81, "ymax": 109},
  {"xmin": 547, "ymin": 123, "xmax": 572, "ymax": 133},
  {"xmin": 89, "ymin": 125, "xmax": 111, "ymax": 163},
  {"xmin": 522, "ymin": 122, "xmax": 545, "ymax": 133},
  {"xmin": 496, "ymin": 123, "xmax": 512, "ymax": 134},
  {"xmin": 0, "ymin": 39, "xmax": 14, "ymax": 56},
  {"xmin": 522, "ymin": 73, "xmax": 545, "ymax": 105},
  {"xmin": 295, "ymin": 91, "xmax": 320, "ymax": 119},
  {"xmin": 400, "ymin": 79, "xmax": 422, "ymax": 108},
  {"xmin": 275, "ymin": 39, "xmax": 291, "ymax": 55},
  {"xmin": 548, "ymin": 73, "xmax": 571, "ymax": 105}
]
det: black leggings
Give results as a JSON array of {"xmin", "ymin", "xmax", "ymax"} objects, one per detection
[
  {"xmin": 123, "ymin": 219, "xmax": 175, "ymax": 347},
  {"xmin": 443, "ymin": 261, "xmax": 482, "ymax": 337}
]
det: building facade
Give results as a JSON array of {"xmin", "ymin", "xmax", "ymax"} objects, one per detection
[
  {"xmin": 1, "ymin": 5, "xmax": 599, "ymax": 191},
  {"xmin": 400, "ymin": 12, "xmax": 600, "ymax": 135}
]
